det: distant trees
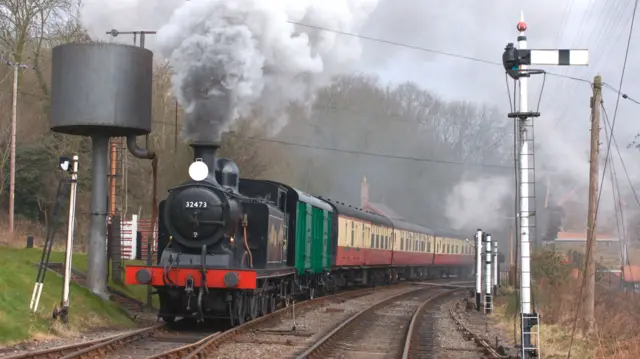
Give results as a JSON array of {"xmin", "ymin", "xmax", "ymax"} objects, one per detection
[
  {"xmin": 0, "ymin": 4, "xmax": 515, "ymax": 245},
  {"xmin": 276, "ymin": 74, "xmax": 513, "ymax": 231}
]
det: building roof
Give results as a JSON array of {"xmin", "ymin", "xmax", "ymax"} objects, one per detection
[
  {"xmin": 554, "ymin": 232, "xmax": 618, "ymax": 242},
  {"xmin": 365, "ymin": 201, "xmax": 404, "ymax": 220}
]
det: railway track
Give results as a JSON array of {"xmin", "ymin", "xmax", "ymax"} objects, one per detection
[
  {"xmin": 447, "ymin": 299, "xmax": 511, "ymax": 359},
  {"xmin": 4, "ymin": 284, "xmax": 413, "ymax": 359},
  {"xmin": 2, "ymin": 321, "xmax": 223, "ymax": 359},
  {"xmin": 295, "ymin": 287, "xmax": 461, "ymax": 359},
  {"xmin": 4, "ymin": 280, "xmax": 471, "ymax": 359},
  {"xmin": 402, "ymin": 289, "xmax": 464, "ymax": 358}
]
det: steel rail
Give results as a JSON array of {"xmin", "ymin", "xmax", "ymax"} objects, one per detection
[
  {"xmin": 448, "ymin": 303, "xmax": 509, "ymax": 358},
  {"xmin": 295, "ymin": 287, "xmax": 464, "ymax": 359}
]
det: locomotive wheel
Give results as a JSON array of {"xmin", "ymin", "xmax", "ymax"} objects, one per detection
[
  {"xmin": 247, "ymin": 295, "xmax": 259, "ymax": 320},
  {"xmin": 259, "ymin": 295, "xmax": 269, "ymax": 316},
  {"xmin": 233, "ymin": 294, "xmax": 245, "ymax": 325},
  {"xmin": 269, "ymin": 293, "xmax": 277, "ymax": 313}
]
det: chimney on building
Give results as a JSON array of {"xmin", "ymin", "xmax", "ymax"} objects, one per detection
[{"xmin": 361, "ymin": 176, "xmax": 369, "ymax": 207}]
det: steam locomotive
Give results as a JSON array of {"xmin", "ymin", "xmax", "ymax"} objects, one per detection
[{"xmin": 124, "ymin": 141, "xmax": 474, "ymax": 325}]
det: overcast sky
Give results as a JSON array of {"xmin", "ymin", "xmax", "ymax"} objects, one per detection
[
  {"xmin": 81, "ymin": 0, "xmax": 640, "ymax": 193},
  {"xmin": 360, "ymin": 0, "xmax": 640, "ymax": 197}
]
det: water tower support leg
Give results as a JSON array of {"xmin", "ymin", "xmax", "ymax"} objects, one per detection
[{"xmin": 86, "ymin": 135, "xmax": 110, "ymax": 299}]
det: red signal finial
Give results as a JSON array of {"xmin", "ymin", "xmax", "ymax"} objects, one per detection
[{"xmin": 517, "ymin": 11, "xmax": 527, "ymax": 32}]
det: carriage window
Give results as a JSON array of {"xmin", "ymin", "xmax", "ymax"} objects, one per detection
[
  {"xmin": 351, "ymin": 221, "xmax": 355, "ymax": 247},
  {"xmin": 371, "ymin": 233, "xmax": 374, "ymax": 248},
  {"xmin": 427, "ymin": 241, "xmax": 431, "ymax": 252},
  {"xmin": 386, "ymin": 236, "xmax": 389, "ymax": 249},
  {"xmin": 401, "ymin": 238, "xmax": 404, "ymax": 250},
  {"xmin": 376, "ymin": 234, "xmax": 380, "ymax": 248},
  {"xmin": 344, "ymin": 221, "xmax": 347, "ymax": 244}
]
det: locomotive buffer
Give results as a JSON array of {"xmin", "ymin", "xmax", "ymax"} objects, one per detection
[{"xmin": 502, "ymin": 13, "xmax": 588, "ymax": 359}]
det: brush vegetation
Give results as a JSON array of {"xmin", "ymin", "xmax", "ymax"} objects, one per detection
[{"xmin": 494, "ymin": 248, "xmax": 640, "ymax": 359}]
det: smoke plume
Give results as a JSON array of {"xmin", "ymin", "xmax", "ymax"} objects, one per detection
[
  {"xmin": 445, "ymin": 176, "xmax": 512, "ymax": 231},
  {"xmin": 153, "ymin": 0, "xmax": 378, "ymax": 142}
]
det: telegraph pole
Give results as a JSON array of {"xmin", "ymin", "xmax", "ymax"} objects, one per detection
[
  {"xmin": 584, "ymin": 75, "xmax": 602, "ymax": 335},
  {"xmin": 502, "ymin": 12, "xmax": 589, "ymax": 359},
  {"xmin": 7, "ymin": 56, "xmax": 35, "ymax": 233}
]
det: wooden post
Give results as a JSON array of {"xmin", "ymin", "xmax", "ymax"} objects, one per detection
[{"xmin": 584, "ymin": 75, "xmax": 602, "ymax": 335}]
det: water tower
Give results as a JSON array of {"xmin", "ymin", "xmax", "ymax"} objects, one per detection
[{"xmin": 50, "ymin": 43, "xmax": 155, "ymax": 298}]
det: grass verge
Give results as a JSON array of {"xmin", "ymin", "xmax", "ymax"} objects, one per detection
[
  {"xmin": 493, "ymin": 286, "xmax": 593, "ymax": 359},
  {"xmin": 0, "ymin": 246, "xmax": 156, "ymax": 346}
]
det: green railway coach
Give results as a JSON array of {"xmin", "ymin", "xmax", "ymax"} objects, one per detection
[{"xmin": 238, "ymin": 179, "xmax": 333, "ymax": 275}]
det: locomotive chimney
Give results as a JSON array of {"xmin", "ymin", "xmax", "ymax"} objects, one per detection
[{"xmin": 189, "ymin": 141, "xmax": 220, "ymax": 182}]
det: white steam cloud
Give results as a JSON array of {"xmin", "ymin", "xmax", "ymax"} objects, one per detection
[
  {"xmin": 82, "ymin": 0, "xmax": 379, "ymax": 142},
  {"xmin": 445, "ymin": 176, "xmax": 512, "ymax": 231}
]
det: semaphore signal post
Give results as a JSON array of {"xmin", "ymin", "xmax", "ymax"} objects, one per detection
[{"xmin": 501, "ymin": 12, "xmax": 588, "ymax": 359}]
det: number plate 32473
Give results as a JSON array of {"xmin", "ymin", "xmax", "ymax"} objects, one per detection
[{"xmin": 184, "ymin": 201, "xmax": 208, "ymax": 208}]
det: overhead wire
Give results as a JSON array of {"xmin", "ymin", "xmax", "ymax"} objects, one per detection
[
  {"xmin": 288, "ymin": 21, "xmax": 501, "ymax": 66},
  {"xmin": 601, "ymin": 102, "xmax": 638, "ymax": 284},
  {"xmin": 600, "ymin": 104, "xmax": 640, "ymax": 208},
  {"xmin": 289, "ymin": 2, "xmax": 636, "ymax": 134},
  {"xmin": 601, "ymin": 103, "xmax": 629, "ymax": 276},
  {"xmin": 548, "ymin": 0, "xmax": 633, "ymax": 130},
  {"xmin": 602, "ymin": 83, "xmax": 640, "ymax": 105},
  {"xmin": 544, "ymin": 0, "xmax": 600, "ymax": 118},
  {"xmin": 288, "ymin": 20, "xmax": 591, "ymax": 85},
  {"xmin": 155, "ymin": 117, "xmax": 513, "ymax": 169},
  {"xmin": 566, "ymin": 1, "xmax": 638, "ymax": 357}
]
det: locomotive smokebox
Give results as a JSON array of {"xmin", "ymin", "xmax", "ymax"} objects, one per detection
[{"xmin": 190, "ymin": 141, "xmax": 220, "ymax": 182}]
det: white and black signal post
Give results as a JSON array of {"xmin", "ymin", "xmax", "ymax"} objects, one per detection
[
  {"xmin": 502, "ymin": 12, "xmax": 588, "ymax": 359},
  {"xmin": 475, "ymin": 229, "xmax": 482, "ymax": 311},
  {"xmin": 484, "ymin": 233, "xmax": 493, "ymax": 314},
  {"xmin": 493, "ymin": 240, "xmax": 499, "ymax": 295},
  {"xmin": 55, "ymin": 155, "xmax": 79, "ymax": 323}
]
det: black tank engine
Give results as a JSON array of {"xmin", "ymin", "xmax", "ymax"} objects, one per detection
[{"xmin": 150, "ymin": 141, "xmax": 288, "ymax": 323}]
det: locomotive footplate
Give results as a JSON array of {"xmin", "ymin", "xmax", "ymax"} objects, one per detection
[
  {"xmin": 125, "ymin": 265, "xmax": 296, "ymax": 290},
  {"xmin": 125, "ymin": 265, "xmax": 258, "ymax": 289}
]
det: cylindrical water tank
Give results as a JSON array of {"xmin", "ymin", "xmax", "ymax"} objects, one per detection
[{"xmin": 50, "ymin": 43, "xmax": 153, "ymax": 137}]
